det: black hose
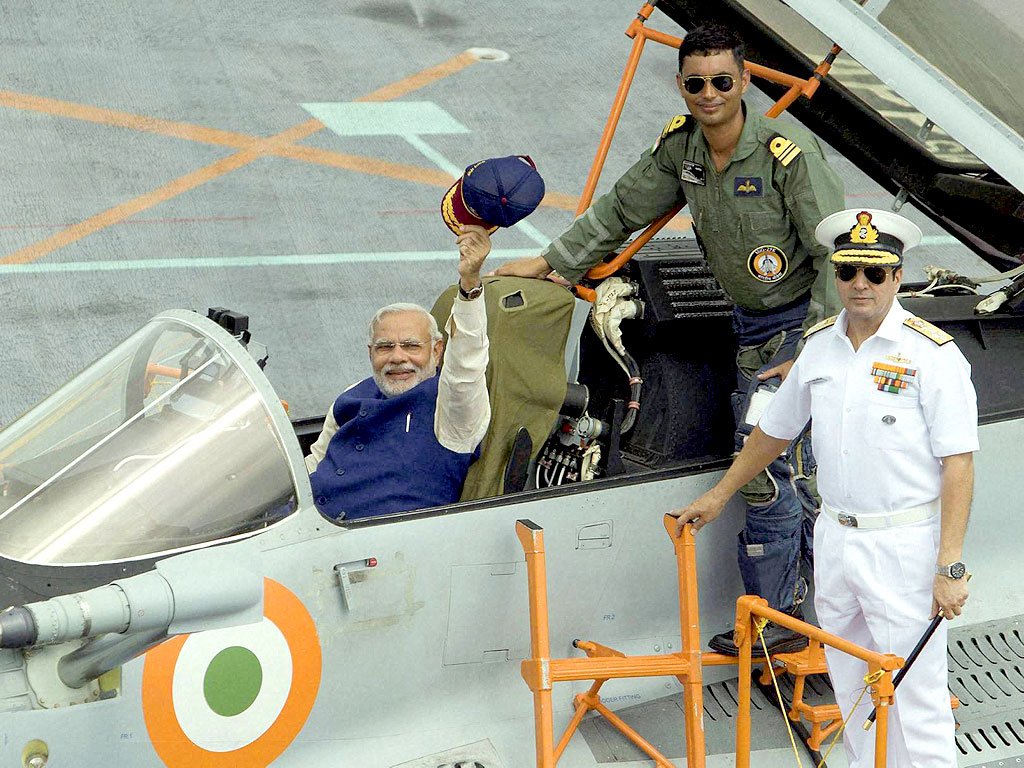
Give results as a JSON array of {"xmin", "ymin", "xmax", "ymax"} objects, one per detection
[{"xmin": 0, "ymin": 606, "xmax": 37, "ymax": 649}]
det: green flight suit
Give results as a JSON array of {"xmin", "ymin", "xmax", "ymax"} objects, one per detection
[{"xmin": 541, "ymin": 106, "xmax": 846, "ymax": 334}]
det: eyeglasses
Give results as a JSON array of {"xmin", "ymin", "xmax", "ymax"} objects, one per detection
[
  {"xmin": 369, "ymin": 340, "xmax": 428, "ymax": 355},
  {"xmin": 681, "ymin": 74, "xmax": 737, "ymax": 95},
  {"xmin": 834, "ymin": 265, "xmax": 892, "ymax": 285}
]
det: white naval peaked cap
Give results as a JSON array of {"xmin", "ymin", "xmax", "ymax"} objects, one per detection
[{"xmin": 815, "ymin": 208, "xmax": 923, "ymax": 267}]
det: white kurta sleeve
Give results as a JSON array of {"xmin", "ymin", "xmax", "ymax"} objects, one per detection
[
  {"xmin": 434, "ymin": 293, "xmax": 491, "ymax": 453},
  {"xmin": 305, "ymin": 407, "xmax": 340, "ymax": 473}
]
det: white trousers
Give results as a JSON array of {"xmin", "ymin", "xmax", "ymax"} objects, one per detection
[{"xmin": 813, "ymin": 514, "xmax": 955, "ymax": 768}]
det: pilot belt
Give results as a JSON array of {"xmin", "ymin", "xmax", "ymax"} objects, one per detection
[{"xmin": 821, "ymin": 499, "xmax": 940, "ymax": 530}]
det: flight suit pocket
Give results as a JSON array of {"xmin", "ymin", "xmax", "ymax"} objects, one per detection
[{"xmin": 744, "ymin": 211, "xmax": 778, "ymax": 233}]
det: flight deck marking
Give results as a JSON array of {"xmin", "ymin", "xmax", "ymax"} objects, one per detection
[
  {"xmin": 0, "ymin": 51, "xmax": 481, "ymax": 266},
  {"xmin": 142, "ymin": 578, "xmax": 321, "ymax": 766},
  {"xmin": 303, "ymin": 100, "xmax": 552, "ymax": 248},
  {"xmin": 0, "ymin": 248, "xmax": 540, "ymax": 274}
]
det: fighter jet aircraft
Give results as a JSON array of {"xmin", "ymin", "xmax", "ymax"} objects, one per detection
[{"xmin": 1, "ymin": 1, "xmax": 1023, "ymax": 766}]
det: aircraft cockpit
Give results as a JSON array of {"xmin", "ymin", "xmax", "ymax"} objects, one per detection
[{"xmin": 0, "ymin": 309, "xmax": 302, "ymax": 567}]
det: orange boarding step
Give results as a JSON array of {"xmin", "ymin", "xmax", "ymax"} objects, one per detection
[{"xmin": 515, "ymin": 516, "xmax": 706, "ymax": 768}]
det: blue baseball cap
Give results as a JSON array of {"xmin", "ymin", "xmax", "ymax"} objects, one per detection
[{"xmin": 441, "ymin": 155, "xmax": 545, "ymax": 234}]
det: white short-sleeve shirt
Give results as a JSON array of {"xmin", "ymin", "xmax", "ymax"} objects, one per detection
[{"xmin": 759, "ymin": 300, "xmax": 979, "ymax": 514}]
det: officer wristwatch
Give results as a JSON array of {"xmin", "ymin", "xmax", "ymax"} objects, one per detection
[
  {"xmin": 936, "ymin": 561, "xmax": 967, "ymax": 579},
  {"xmin": 458, "ymin": 282, "xmax": 484, "ymax": 301}
]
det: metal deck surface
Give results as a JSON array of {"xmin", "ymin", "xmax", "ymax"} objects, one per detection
[{"xmin": 0, "ymin": 0, "xmax": 995, "ymax": 428}]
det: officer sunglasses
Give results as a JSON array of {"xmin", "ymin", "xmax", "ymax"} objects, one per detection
[
  {"xmin": 834, "ymin": 264, "xmax": 893, "ymax": 285},
  {"xmin": 681, "ymin": 74, "xmax": 737, "ymax": 95}
]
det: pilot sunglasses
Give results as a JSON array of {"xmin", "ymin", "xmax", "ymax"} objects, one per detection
[
  {"xmin": 681, "ymin": 74, "xmax": 737, "ymax": 94},
  {"xmin": 834, "ymin": 264, "xmax": 892, "ymax": 285}
]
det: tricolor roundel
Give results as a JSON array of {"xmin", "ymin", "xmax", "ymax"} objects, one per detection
[{"xmin": 142, "ymin": 578, "xmax": 321, "ymax": 767}]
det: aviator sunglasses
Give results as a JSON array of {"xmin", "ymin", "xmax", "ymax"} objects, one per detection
[
  {"xmin": 834, "ymin": 264, "xmax": 893, "ymax": 285},
  {"xmin": 681, "ymin": 74, "xmax": 737, "ymax": 95}
]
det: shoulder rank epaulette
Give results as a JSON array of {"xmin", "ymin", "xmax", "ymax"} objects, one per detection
[
  {"xmin": 768, "ymin": 134, "xmax": 803, "ymax": 167},
  {"xmin": 803, "ymin": 315, "xmax": 837, "ymax": 340},
  {"xmin": 652, "ymin": 114, "xmax": 692, "ymax": 153},
  {"xmin": 903, "ymin": 316, "xmax": 953, "ymax": 345}
]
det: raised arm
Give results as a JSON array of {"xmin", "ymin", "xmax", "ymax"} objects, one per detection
[{"xmin": 435, "ymin": 225, "xmax": 491, "ymax": 453}]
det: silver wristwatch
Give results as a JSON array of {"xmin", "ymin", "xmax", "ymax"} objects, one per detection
[{"xmin": 936, "ymin": 561, "xmax": 967, "ymax": 580}]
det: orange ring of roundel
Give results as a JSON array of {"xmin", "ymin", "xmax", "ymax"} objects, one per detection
[{"xmin": 142, "ymin": 578, "xmax": 322, "ymax": 767}]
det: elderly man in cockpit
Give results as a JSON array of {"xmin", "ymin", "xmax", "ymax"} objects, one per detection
[{"xmin": 305, "ymin": 155, "xmax": 545, "ymax": 521}]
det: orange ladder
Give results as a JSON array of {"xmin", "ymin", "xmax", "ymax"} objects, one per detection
[{"xmin": 515, "ymin": 515, "xmax": 705, "ymax": 767}]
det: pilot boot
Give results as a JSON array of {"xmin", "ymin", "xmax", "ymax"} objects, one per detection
[
  {"xmin": 709, "ymin": 533, "xmax": 810, "ymax": 656},
  {"xmin": 708, "ymin": 608, "xmax": 809, "ymax": 657}
]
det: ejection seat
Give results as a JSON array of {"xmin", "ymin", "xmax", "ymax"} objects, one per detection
[{"xmin": 431, "ymin": 275, "xmax": 584, "ymax": 501}]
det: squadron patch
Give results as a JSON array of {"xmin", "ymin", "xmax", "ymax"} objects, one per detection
[
  {"xmin": 747, "ymin": 245, "xmax": 788, "ymax": 283},
  {"xmin": 734, "ymin": 176, "xmax": 763, "ymax": 196},
  {"xmin": 680, "ymin": 160, "xmax": 706, "ymax": 185},
  {"xmin": 768, "ymin": 135, "xmax": 803, "ymax": 167},
  {"xmin": 803, "ymin": 315, "xmax": 837, "ymax": 339},
  {"xmin": 653, "ymin": 114, "xmax": 691, "ymax": 153},
  {"xmin": 903, "ymin": 316, "xmax": 954, "ymax": 345}
]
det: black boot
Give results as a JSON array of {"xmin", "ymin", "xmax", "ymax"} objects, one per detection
[{"xmin": 707, "ymin": 610, "xmax": 809, "ymax": 657}]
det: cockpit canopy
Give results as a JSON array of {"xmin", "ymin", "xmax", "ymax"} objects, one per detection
[{"xmin": 0, "ymin": 311, "xmax": 300, "ymax": 566}]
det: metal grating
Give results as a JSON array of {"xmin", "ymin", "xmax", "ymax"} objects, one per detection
[
  {"xmin": 950, "ymin": 616, "xmax": 1024, "ymax": 765},
  {"xmin": 620, "ymin": 238, "xmax": 734, "ymax": 321}
]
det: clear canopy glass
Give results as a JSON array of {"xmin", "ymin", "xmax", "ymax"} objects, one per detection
[
  {"xmin": 735, "ymin": 0, "xmax": 1024, "ymax": 167},
  {"xmin": 0, "ymin": 313, "xmax": 299, "ymax": 565}
]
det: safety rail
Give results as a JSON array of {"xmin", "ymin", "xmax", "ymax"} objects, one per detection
[
  {"xmin": 573, "ymin": 2, "xmax": 842, "ymax": 302},
  {"xmin": 733, "ymin": 597, "xmax": 904, "ymax": 768}
]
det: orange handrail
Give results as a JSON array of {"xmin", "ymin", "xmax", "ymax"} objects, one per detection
[
  {"xmin": 733, "ymin": 596, "xmax": 902, "ymax": 768},
  {"xmin": 572, "ymin": 4, "xmax": 842, "ymax": 302}
]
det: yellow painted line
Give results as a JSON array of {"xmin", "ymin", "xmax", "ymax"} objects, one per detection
[{"xmin": 1, "ymin": 53, "xmax": 478, "ymax": 265}]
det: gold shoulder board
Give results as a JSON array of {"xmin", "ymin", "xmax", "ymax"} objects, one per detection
[
  {"xmin": 803, "ymin": 315, "xmax": 838, "ymax": 340},
  {"xmin": 768, "ymin": 134, "xmax": 803, "ymax": 167},
  {"xmin": 903, "ymin": 316, "xmax": 954, "ymax": 345},
  {"xmin": 653, "ymin": 114, "xmax": 690, "ymax": 153}
]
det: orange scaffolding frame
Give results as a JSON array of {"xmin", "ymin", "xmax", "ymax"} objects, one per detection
[
  {"xmin": 572, "ymin": 2, "xmax": 841, "ymax": 302},
  {"xmin": 516, "ymin": 514, "xmax": 910, "ymax": 767}
]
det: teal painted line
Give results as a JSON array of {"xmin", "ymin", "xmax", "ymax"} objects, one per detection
[
  {"xmin": 0, "ymin": 249, "xmax": 541, "ymax": 275},
  {"xmin": 301, "ymin": 101, "xmax": 469, "ymax": 136}
]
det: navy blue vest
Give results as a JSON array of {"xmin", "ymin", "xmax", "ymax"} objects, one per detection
[{"xmin": 309, "ymin": 375, "xmax": 478, "ymax": 521}]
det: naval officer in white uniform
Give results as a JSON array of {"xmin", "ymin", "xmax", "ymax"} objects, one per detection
[{"xmin": 673, "ymin": 208, "xmax": 977, "ymax": 767}]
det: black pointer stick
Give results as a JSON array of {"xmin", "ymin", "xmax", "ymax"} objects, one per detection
[{"xmin": 863, "ymin": 578, "xmax": 969, "ymax": 731}]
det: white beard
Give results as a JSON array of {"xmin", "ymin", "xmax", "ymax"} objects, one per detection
[{"xmin": 373, "ymin": 359, "xmax": 437, "ymax": 397}]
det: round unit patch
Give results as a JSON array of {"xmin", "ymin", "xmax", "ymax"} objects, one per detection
[
  {"xmin": 142, "ymin": 578, "xmax": 321, "ymax": 767},
  {"xmin": 747, "ymin": 245, "xmax": 788, "ymax": 283}
]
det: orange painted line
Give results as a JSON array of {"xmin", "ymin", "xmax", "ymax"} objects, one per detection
[
  {"xmin": 0, "ymin": 90, "xmax": 257, "ymax": 149},
  {"xmin": 1, "ymin": 53, "xmax": 478, "ymax": 265},
  {"xmin": 356, "ymin": 51, "xmax": 478, "ymax": 102}
]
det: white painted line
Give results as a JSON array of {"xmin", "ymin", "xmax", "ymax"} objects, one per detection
[
  {"xmin": 300, "ymin": 101, "xmax": 469, "ymax": 136},
  {"xmin": 0, "ymin": 249, "xmax": 540, "ymax": 275}
]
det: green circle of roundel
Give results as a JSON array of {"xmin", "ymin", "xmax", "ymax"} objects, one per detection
[{"xmin": 203, "ymin": 646, "xmax": 263, "ymax": 717}]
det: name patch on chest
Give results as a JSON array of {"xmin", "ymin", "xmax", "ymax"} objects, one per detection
[
  {"xmin": 871, "ymin": 361, "xmax": 917, "ymax": 393},
  {"xmin": 680, "ymin": 160, "xmax": 706, "ymax": 186},
  {"xmin": 734, "ymin": 176, "xmax": 763, "ymax": 196},
  {"xmin": 747, "ymin": 245, "xmax": 788, "ymax": 283}
]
